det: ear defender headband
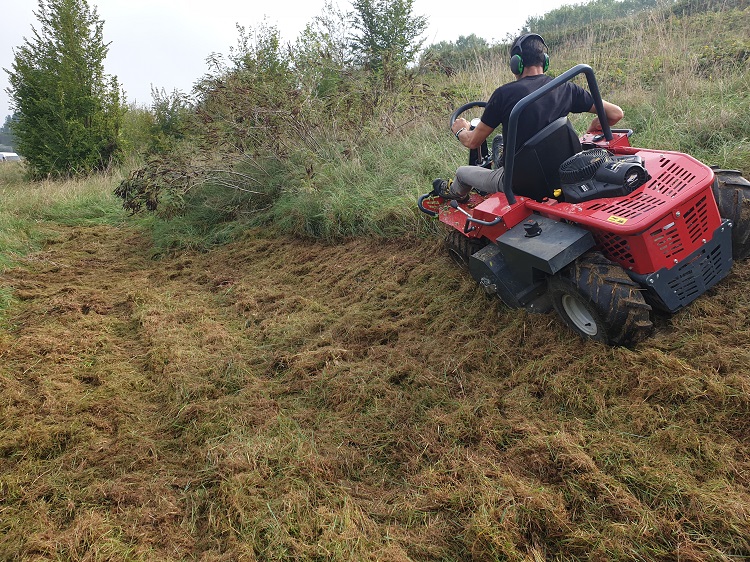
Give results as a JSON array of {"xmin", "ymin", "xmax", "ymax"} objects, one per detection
[{"xmin": 509, "ymin": 33, "xmax": 549, "ymax": 75}]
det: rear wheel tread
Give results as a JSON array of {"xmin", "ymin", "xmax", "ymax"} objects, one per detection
[
  {"xmin": 550, "ymin": 252, "xmax": 653, "ymax": 346},
  {"xmin": 711, "ymin": 168, "xmax": 750, "ymax": 260}
]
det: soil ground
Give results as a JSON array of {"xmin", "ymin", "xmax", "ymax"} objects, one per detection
[{"xmin": 2, "ymin": 223, "xmax": 750, "ymax": 560}]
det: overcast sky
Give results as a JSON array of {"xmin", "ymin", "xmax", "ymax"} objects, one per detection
[{"xmin": 1, "ymin": 0, "xmax": 571, "ymax": 118}]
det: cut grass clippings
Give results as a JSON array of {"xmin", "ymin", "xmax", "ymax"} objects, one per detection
[
  {"xmin": 2, "ymin": 223, "xmax": 750, "ymax": 560},
  {"xmin": 2, "ymin": 4, "xmax": 750, "ymax": 558}
]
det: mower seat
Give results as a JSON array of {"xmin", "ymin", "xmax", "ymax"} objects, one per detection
[{"xmin": 510, "ymin": 117, "xmax": 581, "ymax": 201}]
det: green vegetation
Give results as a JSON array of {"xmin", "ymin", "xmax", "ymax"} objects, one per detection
[
  {"xmin": 524, "ymin": 0, "xmax": 661, "ymax": 34},
  {"xmin": 351, "ymin": 0, "xmax": 427, "ymax": 82},
  {"xmin": 5, "ymin": 0, "xmax": 123, "ymax": 178},
  {"xmin": 0, "ymin": 161, "xmax": 126, "ymax": 228},
  {"xmin": 114, "ymin": 0, "xmax": 750, "ymax": 251},
  {"xmin": 420, "ymin": 34, "xmax": 502, "ymax": 75},
  {"xmin": 2, "ymin": 0, "xmax": 750, "ymax": 559}
]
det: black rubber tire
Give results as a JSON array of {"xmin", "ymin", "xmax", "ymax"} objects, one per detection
[
  {"xmin": 710, "ymin": 167, "xmax": 750, "ymax": 260},
  {"xmin": 548, "ymin": 252, "xmax": 653, "ymax": 346},
  {"xmin": 445, "ymin": 229, "xmax": 487, "ymax": 270}
]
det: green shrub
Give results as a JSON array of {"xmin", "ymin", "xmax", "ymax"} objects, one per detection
[{"xmin": 7, "ymin": 0, "xmax": 123, "ymax": 178}]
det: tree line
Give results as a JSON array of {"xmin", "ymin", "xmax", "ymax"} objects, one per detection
[
  {"xmin": 4, "ymin": 0, "xmax": 428, "ymax": 179},
  {"xmin": 524, "ymin": 0, "xmax": 660, "ymax": 34},
  {"xmin": 6, "ymin": 0, "xmax": 680, "ymax": 181},
  {"xmin": 0, "ymin": 115, "xmax": 16, "ymax": 152}
]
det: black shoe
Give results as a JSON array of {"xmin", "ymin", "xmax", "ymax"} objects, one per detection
[{"xmin": 432, "ymin": 178, "xmax": 469, "ymax": 203}]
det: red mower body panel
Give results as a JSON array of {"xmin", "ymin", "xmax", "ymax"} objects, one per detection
[
  {"xmin": 423, "ymin": 131, "xmax": 732, "ymax": 315},
  {"xmin": 528, "ymin": 144, "xmax": 720, "ymax": 275},
  {"xmin": 429, "ymin": 133, "xmax": 722, "ymax": 277}
]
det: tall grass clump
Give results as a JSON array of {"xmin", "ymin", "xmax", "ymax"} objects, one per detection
[
  {"xmin": 263, "ymin": 123, "xmax": 464, "ymax": 240},
  {"xmin": 1, "ymin": 165, "xmax": 127, "ymax": 227}
]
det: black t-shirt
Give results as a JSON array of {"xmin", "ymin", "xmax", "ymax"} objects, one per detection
[{"xmin": 481, "ymin": 75, "xmax": 594, "ymax": 165}]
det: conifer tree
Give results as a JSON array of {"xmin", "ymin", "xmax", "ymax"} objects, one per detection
[{"xmin": 5, "ymin": 0, "xmax": 123, "ymax": 178}]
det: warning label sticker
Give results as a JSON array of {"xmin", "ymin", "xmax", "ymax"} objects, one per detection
[{"xmin": 607, "ymin": 216, "xmax": 628, "ymax": 225}]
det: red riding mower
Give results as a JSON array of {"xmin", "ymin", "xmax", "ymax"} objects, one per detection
[{"xmin": 418, "ymin": 64, "xmax": 750, "ymax": 346}]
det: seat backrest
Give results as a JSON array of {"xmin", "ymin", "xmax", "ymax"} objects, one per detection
[{"xmin": 510, "ymin": 117, "xmax": 581, "ymax": 201}]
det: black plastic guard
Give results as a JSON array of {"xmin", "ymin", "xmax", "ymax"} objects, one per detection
[
  {"xmin": 628, "ymin": 220, "xmax": 733, "ymax": 313},
  {"xmin": 495, "ymin": 215, "xmax": 595, "ymax": 285},
  {"xmin": 468, "ymin": 215, "xmax": 595, "ymax": 312},
  {"xmin": 468, "ymin": 244, "xmax": 551, "ymax": 312}
]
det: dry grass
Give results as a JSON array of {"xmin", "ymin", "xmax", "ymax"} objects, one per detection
[
  {"xmin": 2, "ymin": 221, "xmax": 750, "ymax": 560},
  {"xmin": 2, "ymin": 6, "xmax": 750, "ymax": 559}
]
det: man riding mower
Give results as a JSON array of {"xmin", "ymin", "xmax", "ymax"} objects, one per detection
[{"xmin": 418, "ymin": 33, "xmax": 750, "ymax": 346}]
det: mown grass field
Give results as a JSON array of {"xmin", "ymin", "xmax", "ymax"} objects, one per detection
[
  {"xmin": 2, "ymin": 1, "xmax": 750, "ymax": 560},
  {"xmin": 2, "ymin": 161, "xmax": 750, "ymax": 560}
]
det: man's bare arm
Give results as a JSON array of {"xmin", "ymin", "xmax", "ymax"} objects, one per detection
[
  {"xmin": 451, "ymin": 118, "xmax": 494, "ymax": 150},
  {"xmin": 587, "ymin": 100, "xmax": 624, "ymax": 133}
]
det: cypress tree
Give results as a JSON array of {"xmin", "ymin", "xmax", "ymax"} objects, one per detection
[{"xmin": 5, "ymin": 0, "xmax": 123, "ymax": 178}]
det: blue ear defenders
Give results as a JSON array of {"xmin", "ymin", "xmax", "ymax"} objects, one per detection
[{"xmin": 509, "ymin": 33, "xmax": 549, "ymax": 75}]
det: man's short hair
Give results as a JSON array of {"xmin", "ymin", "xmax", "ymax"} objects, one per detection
[{"xmin": 515, "ymin": 35, "xmax": 548, "ymax": 69}]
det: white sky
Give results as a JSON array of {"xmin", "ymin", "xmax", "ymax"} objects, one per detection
[{"xmin": 1, "ymin": 0, "xmax": 572, "ymax": 118}]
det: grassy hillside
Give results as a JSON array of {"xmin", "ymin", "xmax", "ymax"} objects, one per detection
[{"xmin": 2, "ymin": 1, "xmax": 750, "ymax": 560}]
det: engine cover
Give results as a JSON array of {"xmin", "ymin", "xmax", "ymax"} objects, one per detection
[{"xmin": 560, "ymin": 151, "xmax": 650, "ymax": 203}]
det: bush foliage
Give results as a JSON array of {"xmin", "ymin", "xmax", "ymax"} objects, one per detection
[
  {"xmin": 524, "ymin": 0, "xmax": 660, "ymax": 33},
  {"xmin": 116, "ymin": 11, "xmax": 450, "ymax": 242}
]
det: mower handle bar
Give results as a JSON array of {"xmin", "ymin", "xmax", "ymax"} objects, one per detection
[
  {"xmin": 417, "ymin": 193, "xmax": 438, "ymax": 217},
  {"xmin": 450, "ymin": 200, "xmax": 503, "ymax": 233},
  {"xmin": 502, "ymin": 64, "xmax": 613, "ymax": 205}
]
